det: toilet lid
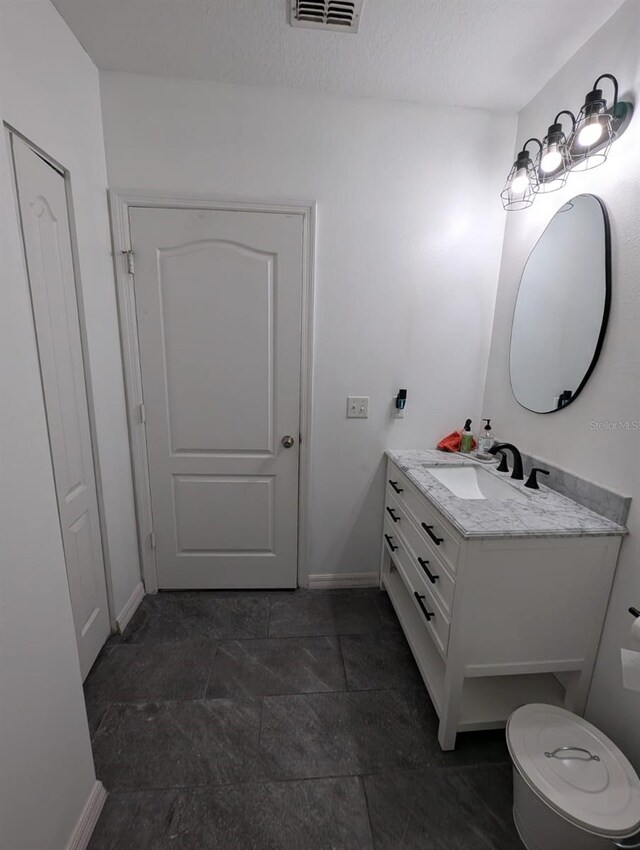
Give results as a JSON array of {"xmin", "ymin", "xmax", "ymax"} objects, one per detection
[{"xmin": 507, "ymin": 704, "xmax": 640, "ymax": 838}]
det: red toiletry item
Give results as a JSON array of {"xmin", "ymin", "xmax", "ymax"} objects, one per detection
[
  {"xmin": 437, "ymin": 431, "xmax": 462, "ymax": 452},
  {"xmin": 437, "ymin": 431, "xmax": 477, "ymax": 452}
]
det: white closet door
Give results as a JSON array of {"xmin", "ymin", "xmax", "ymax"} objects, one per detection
[
  {"xmin": 129, "ymin": 207, "xmax": 303, "ymax": 589},
  {"xmin": 12, "ymin": 136, "xmax": 110, "ymax": 679}
]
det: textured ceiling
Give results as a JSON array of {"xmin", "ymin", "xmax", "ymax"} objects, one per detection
[{"xmin": 51, "ymin": 0, "xmax": 625, "ymax": 111}]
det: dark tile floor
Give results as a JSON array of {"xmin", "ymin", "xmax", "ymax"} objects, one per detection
[{"xmin": 85, "ymin": 589, "xmax": 524, "ymax": 849}]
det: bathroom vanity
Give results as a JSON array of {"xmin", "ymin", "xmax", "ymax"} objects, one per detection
[{"xmin": 381, "ymin": 449, "xmax": 626, "ymax": 750}]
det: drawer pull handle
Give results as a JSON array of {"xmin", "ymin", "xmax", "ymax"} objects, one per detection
[
  {"xmin": 389, "ymin": 480, "xmax": 404, "ymax": 494},
  {"xmin": 417, "ymin": 557, "xmax": 439, "ymax": 584},
  {"xmin": 386, "ymin": 507, "xmax": 400, "ymax": 523},
  {"xmin": 421, "ymin": 523, "xmax": 444, "ymax": 545},
  {"xmin": 384, "ymin": 534, "xmax": 398, "ymax": 552},
  {"xmin": 414, "ymin": 592, "xmax": 434, "ymax": 621}
]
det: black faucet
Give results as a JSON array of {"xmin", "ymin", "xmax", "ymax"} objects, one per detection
[
  {"xmin": 494, "ymin": 450, "xmax": 509, "ymax": 473},
  {"xmin": 525, "ymin": 467, "xmax": 550, "ymax": 490},
  {"xmin": 488, "ymin": 443, "xmax": 524, "ymax": 480}
]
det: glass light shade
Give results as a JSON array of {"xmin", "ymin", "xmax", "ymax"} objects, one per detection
[
  {"xmin": 534, "ymin": 127, "xmax": 570, "ymax": 194},
  {"xmin": 535, "ymin": 170, "xmax": 568, "ymax": 194},
  {"xmin": 570, "ymin": 101, "xmax": 614, "ymax": 172},
  {"xmin": 501, "ymin": 154, "xmax": 539, "ymax": 211},
  {"xmin": 540, "ymin": 145, "xmax": 563, "ymax": 173},
  {"xmin": 578, "ymin": 116, "xmax": 604, "ymax": 146},
  {"xmin": 511, "ymin": 168, "xmax": 530, "ymax": 193}
]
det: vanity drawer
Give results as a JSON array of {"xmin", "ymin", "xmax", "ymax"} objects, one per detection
[
  {"xmin": 382, "ymin": 518, "xmax": 402, "ymax": 558},
  {"xmin": 387, "ymin": 461, "xmax": 461, "ymax": 574},
  {"xmin": 394, "ymin": 538, "xmax": 450, "ymax": 657},
  {"xmin": 397, "ymin": 510, "xmax": 455, "ymax": 615},
  {"xmin": 384, "ymin": 485, "xmax": 407, "ymax": 526},
  {"xmin": 383, "ymin": 508, "xmax": 450, "ymax": 657}
]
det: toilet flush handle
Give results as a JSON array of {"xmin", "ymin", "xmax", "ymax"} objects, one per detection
[{"xmin": 544, "ymin": 746, "xmax": 600, "ymax": 762}]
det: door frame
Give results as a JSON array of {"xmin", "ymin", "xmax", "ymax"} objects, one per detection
[
  {"xmin": 108, "ymin": 190, "xmax": 316, "ymax": 593},
  {"xmin": 6, "ymin": 123, "xmax": 117, "ymax": 629}
]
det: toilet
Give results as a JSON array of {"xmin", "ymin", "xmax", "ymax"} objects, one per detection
[{"xmin": 507, "ymin": 704, "xmax": 640, "ymax": 850}]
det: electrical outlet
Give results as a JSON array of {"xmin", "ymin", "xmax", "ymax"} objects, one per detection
[
  {"xmin": 347, "ymin": 396, "xmax": 369, "ymax": 418},
  {"xmin": 392, "ymin": 396, "xmax": 405, "ymax": 418}
]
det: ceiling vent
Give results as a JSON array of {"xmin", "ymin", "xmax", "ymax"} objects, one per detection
[{"xmin": 290, "ymin": 0, "xmax": 365, "ymax": 33}]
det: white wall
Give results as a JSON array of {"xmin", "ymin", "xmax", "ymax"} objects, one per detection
[
  {"xmin": 1, "ymin": 0, "xmax": 140, "ymax": 620},
  {"xmin": 100, "ymin": 72, "xmax": 515, "ymax": 580},
  {"xmin": 483, "ymin": 0, "xmax": 640, "ymax": 766},
  {"xmin": 0, "ymin": 1, "xmax": 139, "ymax": 846},
  {"xmin": 0, "ymin": 133, "xmax": 98, "ymax": 850},
  {"xmin": 0, "ymin": 30, "xmax": 97, "ymax": 850}
]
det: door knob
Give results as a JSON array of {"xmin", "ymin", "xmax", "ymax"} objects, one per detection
[{"xmin": 281, "ymin": 435, "xmax": 295, "ymax": 448}]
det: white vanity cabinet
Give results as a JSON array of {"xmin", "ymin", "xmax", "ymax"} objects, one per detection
[{"xmin": 381, "ymin": 457, "xmax": 623, "ymax": 750}]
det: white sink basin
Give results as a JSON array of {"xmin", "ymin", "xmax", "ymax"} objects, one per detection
[{"xmin": 427, "ymin": 465, "xmax": 528, "ymax": 501}]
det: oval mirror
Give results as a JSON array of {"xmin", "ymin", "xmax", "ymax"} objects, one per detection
[{"xmin": 510, "ymin": 194, "xmax": 611, "ymax": 414}]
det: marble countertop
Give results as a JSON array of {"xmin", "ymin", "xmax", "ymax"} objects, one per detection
[{"xmin": 386, "ymin": 449, "xmax": 627, "ymax": 539}]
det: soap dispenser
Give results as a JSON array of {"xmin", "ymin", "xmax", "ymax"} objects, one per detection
[
  {"xmin": 460, "ymin": 419, "xmax": 474, "ymax": 453},
  {"xmin": 478, "ymin": 419, "xmax": 494, "ymax": 454}
]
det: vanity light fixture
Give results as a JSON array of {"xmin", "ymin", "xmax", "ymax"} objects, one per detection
[
  {"xmin": 535, "ymin": 111, "xmax": 575, "ymax": 193},
  {"xmin": 500, "ymin": 138, "xmax": 542, "ymax": 211},
  {"xmin": 502, "ymin": 72, "xmax": 633, "ymax": 210}
]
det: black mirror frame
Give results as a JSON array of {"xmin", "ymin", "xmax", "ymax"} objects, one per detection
[{"xmin": 509, "ymin": 193, "xmax": 612, "ymax": 415}]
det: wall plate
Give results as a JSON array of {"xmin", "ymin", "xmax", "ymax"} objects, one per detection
[
  {"xmin": 347, "ymin": 396, "xmax": 369, "ymax": 418},
  {"xmin": 392, "ymin": 396, "xmax": 405, "ymax": 418}
]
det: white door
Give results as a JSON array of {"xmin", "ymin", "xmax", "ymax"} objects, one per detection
[
  {"xmin": 129, "ymin": 207, "xmax": 303, "ymax": 589},
  {"xmin": 11, "ymin": 135, "xmax": 110, "ymax": 679}
]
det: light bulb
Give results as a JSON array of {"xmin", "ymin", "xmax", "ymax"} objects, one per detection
[
  {"xmin": 510, "ymin": 167, "xmax": 530, "ymax": 194},
  {"xmin": 578, "ymin": 117, "xmax": 603, "ymax": 147},
  {"xmin": 540, "ymin": 145, "xmax": 562, "ymax": 173}
]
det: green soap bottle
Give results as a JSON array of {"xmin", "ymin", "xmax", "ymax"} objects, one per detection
[{"xmin": 460, "ymin": 419, "xmax": 474, "ymax": 453}]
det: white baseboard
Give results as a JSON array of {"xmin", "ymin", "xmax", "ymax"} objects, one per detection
[
  {"xmin": 115, "ymin": 580, "xmax": 145, "ymax": 633},
  {"xmin": 307, "ymin": 572, "xmax": 380, "ymax": 589},
  {"xmin": 66, "ymin": 781, "xmax": 107, "ymax": 850}
]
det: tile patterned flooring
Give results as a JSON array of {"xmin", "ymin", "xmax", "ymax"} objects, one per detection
[{"xmin": 86, "ymin": 589, "xmax": 524, "ymax": 849}]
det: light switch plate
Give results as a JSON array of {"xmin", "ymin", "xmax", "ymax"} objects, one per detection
[{"xmin": 347, "ymin": 396, "xmax": 369, "ymax": 418}]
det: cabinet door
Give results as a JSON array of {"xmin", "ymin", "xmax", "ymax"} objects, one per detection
[{"xmin": 461, "ymin": 538, "xmax": 613, "ymax": 668}]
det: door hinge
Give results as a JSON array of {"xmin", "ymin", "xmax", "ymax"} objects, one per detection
[
  {"xmin": 149, "ymin": 530, "xmax": 156, "ymax": 550},
  {"xmin": 138, "ymin": 402, "xmax": 146, "ymax": 424},
  {"xmin": 122, "ymin": 250, "xmax": 135, "ymax": 274}
]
